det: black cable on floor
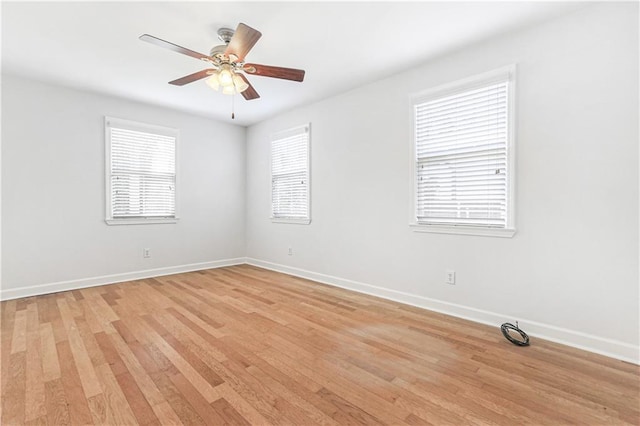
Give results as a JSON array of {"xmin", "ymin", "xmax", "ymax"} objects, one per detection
[{"xmin": 501, "ymin": 321, "xmax": 530, "ymax": 346}]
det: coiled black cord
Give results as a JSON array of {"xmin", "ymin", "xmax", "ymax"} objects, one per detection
[{"xmin": 501, "ymin": 321, "xmax": 530, "ymax": 346}]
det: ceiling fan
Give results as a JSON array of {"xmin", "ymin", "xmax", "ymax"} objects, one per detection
[{"xmin": 139, "ymin": 23, "xmax": 305, "ymax": 102}]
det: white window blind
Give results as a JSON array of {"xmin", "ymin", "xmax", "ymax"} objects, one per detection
[
  {"xmin": 106, "ymin": 117, "xmax": 178, "ymax": 224},
  {"xmin": 413, "ymin": 69, "xmax": 514, "ymax": 232},
  {"xmin": 271, "ymin": 124, "xmax": 310, "ymax": 223}
]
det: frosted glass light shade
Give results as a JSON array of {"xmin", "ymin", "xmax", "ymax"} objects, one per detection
[
  {"xmin": 222, "ymin": 85, "xmax": 236, "ymax": 95},
  {"xmin": 205, "ymin": 73, "xmax": 220, "ymax": 90},
  {"xmin": 218, "ymin": 65, "xmax": 234, "ymax": 87},
  {"xmin": 233, "ymin": 74, "xmax": 249, "ymax": 93}
]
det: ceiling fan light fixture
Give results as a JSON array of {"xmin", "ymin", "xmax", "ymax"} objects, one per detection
[
  {"xmin": 233, "ymin": 74, "xmax": 249, "ymax": 93},
  {"xmin": 221, "ymin": 85, "xmax": 236, "ymax": 95},
  {"xmin": 218, "ymin": 64, "xmax": 234, "ymax": 87},
  {"xmin": 205, "ymin": 73, "xmax": 221, "ymax": 91}
]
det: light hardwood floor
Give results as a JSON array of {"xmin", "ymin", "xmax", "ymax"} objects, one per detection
[{"xmin": 1, "ymin": 265, "xmax": 638, "ymax": 425}]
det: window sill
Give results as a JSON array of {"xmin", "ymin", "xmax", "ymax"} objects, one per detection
[
  {"xmin": 410, "ymin": 223, "xmax": 515, "ymax": 238},
  {"xmin": 106, "ymin": 218, "xmax": 178, "ymax": 226},
  {"xmin": 271, "ymin": 217, "xmax": 311, "ymax": 225}
]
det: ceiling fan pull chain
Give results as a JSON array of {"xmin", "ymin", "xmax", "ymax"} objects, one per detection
[{"xmin": 231, "ymin": 92, "xmax": 235, "ymax": 119}]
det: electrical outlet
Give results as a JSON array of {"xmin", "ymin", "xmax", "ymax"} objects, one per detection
[
  {"xmin": 446, "ymin": 270, "xmax": 455, "ymax": 285},
  {"xmin": 143, "ymin": 248, "xmax": 151, "ymax": 258},
  {"xmin": 288, "ymin": 247, "xmax": 293, "ymax": 256}
]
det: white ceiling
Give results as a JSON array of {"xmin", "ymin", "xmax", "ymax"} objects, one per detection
[{"xmin": 2, "ymin": 1, "xmax": 585, "ymax": 126}]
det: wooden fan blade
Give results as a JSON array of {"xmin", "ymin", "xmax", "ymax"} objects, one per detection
[
  {"xmin": 243, "ymin": 63, "xmax": 305, "ymax": 82},
  {"xmin": 139, "ymin": 34, "xmax": 211, "ymax": 61},
  {"xmin": 238, "ymin": 74, "xmax": 260, "ymax": 100},
  {"xmin": 168, "ymin": 69, "xmax": 215, "ymax": 86},
  {"xmin": 225, "ymin": 23, "xmax": 262, "ymax": 62}
]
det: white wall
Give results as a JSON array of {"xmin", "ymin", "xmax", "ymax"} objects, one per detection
[
  {"xmin": 2, "ymin": 75, "xmax": 246, "ymax": 298},
  {"xmin": 245, "ymin": 3, "xmax": 639, "ymax": 361}
]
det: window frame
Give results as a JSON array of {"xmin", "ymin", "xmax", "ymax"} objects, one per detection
[
  {"xmin": 409, "ymin": 65, "xmax": 516, "ymax": 238},
  {"xmin": 105, "ymin": 116, "xmax": 179, "ymax": 226},
  {"xmin": 270, "ymin": 123, "xmax": 311, "ymax": 225}
]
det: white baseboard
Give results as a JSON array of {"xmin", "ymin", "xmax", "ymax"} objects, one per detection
[
  {"xmin": 0, "ymin": 257, "xmax": 246, "ymax": 301},
  {"xmin": 3, "ymin": 256, "xmax": 637, "ymax": 364},
  {"xmin": 246, "ymin": 257, "xmax": 640, "ymax": 365}
]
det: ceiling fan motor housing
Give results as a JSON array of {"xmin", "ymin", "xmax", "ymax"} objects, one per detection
[
  {"xmin": 210, "ymin": 27, "xmax": 237, "ymax": 61},
  {"xmin": 217, "ymin": 27, "xmax": 234, "ymax": 44},
  {"xmin": 209, "ymin": 45, "xmax": 227, "ymax": 58}
]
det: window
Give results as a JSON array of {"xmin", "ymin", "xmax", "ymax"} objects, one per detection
[
  {"xmin": 411, "ymin": 66, "xmax": 515, "ymax": 237},
  {"xmin": 271, "ymin": 124, "xmax": 310, "ymax": 224},
  {"xmin": 105, "ymin": 117, "xmax": 178, "ymax": 225}
]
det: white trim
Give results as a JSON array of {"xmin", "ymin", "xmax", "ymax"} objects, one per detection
[
  {"xmin": 410, "ymin": 224, "xmax": 516, "ymax": 238},
  {"xmin": 271, "ymin": 218, "xmax": 312, "ymax": 225},
  {"xmin": 410, "ymin": 65, "xmax": 515, "ymax": 102},
  {"xmin": 105, "ymin": 218, "xmax": 179, "ymax": 226},
  {"xmin": 0, "ymin": 258, "xmax": 245, "ymax": 301},
  {"xmin": 245, "ymin": 257, "xmax": 639, "ymax": 365}
]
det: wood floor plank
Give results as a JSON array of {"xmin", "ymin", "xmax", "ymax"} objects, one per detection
[
  {"xmin": 56, "ymin": 298, "xmax": 102, "ymax": 399},
  {"xmin": 149, "ymin": 400, "xmax": 184, "ymax": 426},
  {"xmin": 24, "ymin": 303, "xmax": 46, "ymax": 422},
  {"xmin": 0, "ymin": 300, "xmax": 17, "ymax": 423},
  {"xmin": 108, "ymin": 325, "xmax": 167, "ymax": 407},
  {"xmin": 393, "ymin": 377, "xmax": 511, "ymax": 425},
  {"xmin": 112, "ymin": 310, "xmax": 157, "ymax": 347},
  {"xmin": 259, "ymin": 344, "xmax": 413, "ymax": 425},
  {"xmin": 44, "ymin": 379, "xmax": 70, "ymax": 426},
  {"xmin": 162, "ymin": 308, "xmax": 228, "ymax": 361},
  {"xmin": 75, "ymin": 316, "xmax": 107, "ymax": 368},
  {"xmin": 39, "ymin": 323, "xmax": 61, "ymax": 382},
  {"xmin": 211, "ymin": 397, "xmax": 251, "ymax": 426},
  {"xmin": 79, "ymin": 298, "xmax": 104, "ymax": 335},
  {"xmin": 114, "ymin": 371, "xmax": 159, "ymax": 426},
  {"xmin": 208, "ymin": 383, "xmax": 271, "ymax": 426},
  {"xmin": 167, "ymin": 306, "xmax": 226, "ymax": 341},
  {"xmin": 23, "ymin": 414, "xmax": 47, "ymax": 425},
  {"xmin": 2, "ymin": 351, "xmax": 26, "ymax": 425},
  {"xmin": 168, "ymin": 372, "xmax": 227, "ymax": 424},
  {"xmin": 10, "ymin": 309, "xmax": 27, "ymax": 354},
  {"xmin": 94, "ymin": 331, "xmax": 129, "ymax": 376},
  {"xmin": 145, "ymin": 321, "xmax": 273, "ymax": 424},
  {"xmin": 140, "ymin": 315, "xmax": 224, "ymax": 403},
  {"xmin": 83, "ymin": 291, "xmax": 119, "ymax": 329},
  {"xmin": 1, "ymin": 265, "xmax": 638, "ymax": 425},
  {"xmin": 93, "ymin": 363, "xmax": 138, "ymax": 425},
  {"xmin": 63, "ymin": 292, "xmax": 83, "ymax": 319},
  {"xmin": 317, "ymin": 386, "xmax": 386, "ymax": 425},
  {"xmin": 149, "ymin": 371, "xmax": 207, "ymax": 426},
  {"xmin": 47, "ymin": 297, "xmax": 68, "ymax": 344},
  {"xmin": 87, "ymin": 393, "xmax": 110, "ymax": 425},
  {"xmin": 245, "ymin": 363, "xmax": 340, "ymax": 425},
  {"xmin": 215, "ymin": 333, "xmax": 340, "ymax": 424},
  {"xmin": 55, "ymin": 340, "xmax": 93, "ymax": 425},
  {"xmin": 220, "ymin": 357, "xmax": 319, "ymax": 425},
  {"xmin": 143, "ymin": 342, "xmax": 181, "ymax": 377}
]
